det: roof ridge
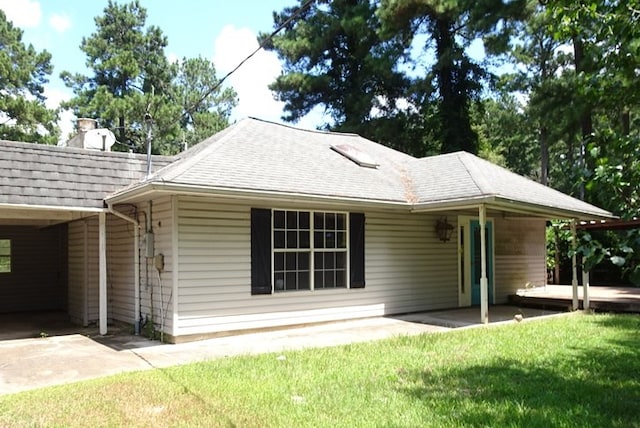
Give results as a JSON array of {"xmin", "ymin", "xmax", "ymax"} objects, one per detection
[
  {"xmin": 246, "ymin": 116, "xmax": 362, "ymax": 138},
  {"xmin": 457, "ymin": 152, "xmax": 496, "ymax": 196}
]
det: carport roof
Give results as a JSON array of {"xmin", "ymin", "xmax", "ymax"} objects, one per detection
[
  {"xmin": 0, "ymin": 140, "xmax": 173, "ymax": 210},
  {"xmin": 108, "ymin": 118, "xmax": 613, "ymax": 220}
]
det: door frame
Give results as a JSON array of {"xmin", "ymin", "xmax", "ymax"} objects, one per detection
[{"xmin": 458, "ymin": 215, "xmax": 495, "ymax": 307}]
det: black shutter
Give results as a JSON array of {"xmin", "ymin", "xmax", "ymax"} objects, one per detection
[
  {"xmin": 251, "ymin": 208, "xmax": 272, "ymax": 295},
  {"xmin": 349, "ymin": 212, "xmax": 365, "ymax": 288}
]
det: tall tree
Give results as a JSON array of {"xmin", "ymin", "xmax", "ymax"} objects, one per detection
[
  {"xmin": 62, "ymin": 1, "xmax": 235, "ymax": 154},
  {"xmin": 0, "ymin": 10, "xmax": 58, "ymax": 144},
  {"xmin": 378, "ymin": 0, "xmax": 528, "ymax": 154},
  {"xmin": 261, "ymin": 0, "xmax": 427, "ymax": 154}
]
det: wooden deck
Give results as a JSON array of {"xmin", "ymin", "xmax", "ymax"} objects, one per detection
[{"xmin": 510, "ymin": 285, "xmax": 640, "ymax": 313}]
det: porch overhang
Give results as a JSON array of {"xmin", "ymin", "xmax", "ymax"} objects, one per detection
[{"xmin": 410, "ymin": 195, "xmax": 616, "ymax": 221}]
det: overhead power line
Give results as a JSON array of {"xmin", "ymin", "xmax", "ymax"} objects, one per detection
[{"xmin": 185, "ymin": 0, "xmax": 315, "ymax": 116}]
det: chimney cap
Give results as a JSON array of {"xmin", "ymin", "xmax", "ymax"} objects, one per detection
[{"xmin": 76, "ymin": 118, "xmax": 98, "ymax": 132}]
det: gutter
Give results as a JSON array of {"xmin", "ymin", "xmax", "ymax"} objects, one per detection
[{"xmin": 106, "ymin": 203, "xmax": 142, "ymax": 335}]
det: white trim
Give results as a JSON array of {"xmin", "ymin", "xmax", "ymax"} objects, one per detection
[
  {"xmin": 571, "ymin": 220, "xmax": 579, "ymax": 310},
  {"xmin": 98, "ymin": 212, "xmax": 107, "ymax": 335},
  {"xmin": 171, "ymin": 195, "xmax": 179, "ymax": 336},
  {"xmin": 479, "ymin": 205, "xmax": 488, "ymax": 325},
  {"xmin": 457, "ymin": 214, "xmax": 496, "ymax": 309},
  {"xmin": 0, "ymin": 203, "xmax": 106, "ymax": 213},
  {"xmin": 271, "ymin": 209, "xmax": 349, "ymax": 293}
]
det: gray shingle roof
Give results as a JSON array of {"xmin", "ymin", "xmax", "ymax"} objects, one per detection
[
  {"xmin": 146, "ymin": 117, "xmax": 416, "ymax": 203},
  {"xmin": 407, "ymin": 152, "xmax": 612, "ymax": 218},
  {"xmin": 0, "ymin": 140, "xmax": 173, "ymax": 209},
  {"xmin": 119, "ymin": 117, "xmax": 612, "ymax": 219}
]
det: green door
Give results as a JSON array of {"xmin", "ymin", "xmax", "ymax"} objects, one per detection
[{"xmin": 471, "ymin": 220, "xmax": 493, "ymax": 305}]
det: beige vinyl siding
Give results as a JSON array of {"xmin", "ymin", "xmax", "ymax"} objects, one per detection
[
  {"xmin": 67, "ymin": 220, "xmax": 87, "ymax": 325},
  {"xmin": 106, "ymin": 215, "xmax": 136, "ymax": 323},
  {"xmin": 494, "ymin": 217, "xmax": 546, "ymax": 302},
  {"xmin": 138, "ymin": 197, "xmax": 174, "ymax": 335},
  {"xmin": 175, "ymin": 196, "xmax": 458, "ymax": 337}
]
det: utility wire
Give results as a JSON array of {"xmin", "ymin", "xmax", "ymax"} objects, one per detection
[{"xmin": 183, "ymin": 0, "xmax": 315, "ymax": 116}]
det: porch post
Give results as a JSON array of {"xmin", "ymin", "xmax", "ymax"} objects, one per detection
[
  {"xmin": 99, "ymin": 212, "xmax": 108, "ymax": 335},
  {"xmin": 571, "ymin": 220, "xmax": 579, "ymax": 311},
  {"xmin": 582, "ymin": 267, "xmax": 590, "ymax": 311},
  {"xmin": 479, "ymin": 204, "xmax": 489, "ymax": 324}
]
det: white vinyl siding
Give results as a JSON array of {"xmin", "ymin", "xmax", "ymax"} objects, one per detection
[
  {"xmin": 494, "ymin": 217, "xmax": 546, "ymax": 302},
  {"xmin": 175, "ymin": 196, "xmax": 459, "ymax": 337}
]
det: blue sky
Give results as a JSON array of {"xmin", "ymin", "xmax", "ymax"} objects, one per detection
[{"xmin": 0, "ymin": 0, "xmax": 327, "ymax": 139}]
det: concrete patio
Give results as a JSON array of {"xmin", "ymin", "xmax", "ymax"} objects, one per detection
[{"xmin": 0, "ymin": 305, "xmax": 564, "ymax": 395}]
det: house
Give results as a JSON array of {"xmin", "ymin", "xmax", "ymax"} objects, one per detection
[{"xmin": 0, "ymin": 118, "xmax": 613, "ymax": 342}]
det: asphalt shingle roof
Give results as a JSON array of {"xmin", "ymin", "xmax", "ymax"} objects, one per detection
[
  {"xmin": 0, "ymin": 140, "xmax": 173, "ymax": 209},
  {"xmin": 137, "ymin": 118, "xmax": 612, "ymax": 219}
]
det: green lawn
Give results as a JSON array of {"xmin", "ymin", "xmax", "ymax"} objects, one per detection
[{"xmin": 1, "ymin": 313, "xmax": 639, "ymax": 427}]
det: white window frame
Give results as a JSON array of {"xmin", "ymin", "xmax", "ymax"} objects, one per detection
[{"xmin": 271, "ymin": 209, "xmax": 350, "ymax": 292}]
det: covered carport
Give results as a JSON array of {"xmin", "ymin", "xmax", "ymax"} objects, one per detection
[{"xmin": 0, "ymin": 139, "xmax": 172, "ymax": 338}]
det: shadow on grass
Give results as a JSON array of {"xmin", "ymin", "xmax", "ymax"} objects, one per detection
[{"xmin": 399, "ymin": 316, "xmax": 640, "ymax": 427}]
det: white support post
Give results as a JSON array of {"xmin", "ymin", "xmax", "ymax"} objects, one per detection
[
  {"xmin": 99, "ymin": 212, "xmax": 108, "ymax": 335},
  {"xmin": 571, "ymin": 220, "xmax": 579, "ymax": 311},
  {"xmin": 582, "ymin": 269, "xmax": 590, "ymax": 311},
  {"xmin": 479, "ymin": 205, "xmax": 489, "ymax": 325}
]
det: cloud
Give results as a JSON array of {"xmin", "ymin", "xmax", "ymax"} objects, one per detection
[
  {"xmin": 0, "ymin": 0, "xmax": 42, "ymax": 28},
  {"xmin": 212, "ymin": 25, "xmax": 286, "ymax": 124},
  {"xmin": 44, "ymin": 87, "xmax": 75, "ymax": 143},
  {"xmin": 49, "ymin": 13, "xmax": 71, "ymax": 33}
]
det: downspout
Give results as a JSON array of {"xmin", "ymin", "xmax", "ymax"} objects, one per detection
[{"xmin": 107, "ymin": 203, "xmax": 141, "ymax": 335}]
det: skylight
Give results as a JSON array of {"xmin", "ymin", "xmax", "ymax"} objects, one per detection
[{"xmin": 331, "ymin": 144, "xmax": 379, "ymax": 169}]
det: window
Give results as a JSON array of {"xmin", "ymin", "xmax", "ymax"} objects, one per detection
[
  {"xmin": 273, "ymin": 210, "xmax": 347, "ymax": 292},
  {"xmin": 0, "ymin": 239, "xmax": 11, "ymax": 273},
  {"xmin": 251, "ymin": 209, "xmax": 365, "ymax": 295}
]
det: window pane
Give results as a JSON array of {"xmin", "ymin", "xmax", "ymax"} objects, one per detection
[
  {"xmin": 324, "ymin": 271, "xmax": 335, "ymax": 287},
  {"xmin": 337, "ymin": 214, "xmax": 345, "ymax": 230},
  {"xmin": 336, "ymin": 270, "xmax": 346, "ymax": 287},
  {"xmin": 325, "ymin": 252, "xmax": 335, "ymax": 269},
  {"xmin": 314, "ymin": 271, "xmax": 324, "ymax": 289},
  {"xmin": 337, "ymin": 232, "xmax": 346, "ymax": 248},
  {"xmin": 326, "ymin": 213, "xmax": 335, "ymax": 230},
  {"xmin": 336, "ymin": 252, "xmax": 346, "ymax": 269},
  {"xmin": 299, "ymin": 252, "xmax": 310, "ymax": 270},
  {"xmin": 314, "ymin": 252, "xmax": 323, "ymax": 269},
  {"xmin": 314, "ymin": 231, "xmax": 324, "ymax": 249},
  {"xmin": 299, "ymin": 211, "xmax": 310, "ymax": 229},
  {"xmin": 287, "ymin": 211, "xmax": 297, "ymax": 229},
  {"xmin": 285, "ymin": 272, "xmax": 297, "ymax": 290},
  {"xmin": 274, "ymin": 252, "xmax": 284, "ymax": 271},
  {"xmin": 274, "ymin": 231, "xmax": 285, "ymax": 249},
  {"xmin": 286, "ymin": 252, "xmax": 297, "ymax": 270},
  {"xmin": 274, "ymin": 272, "xmax": 285, "ymax": 291},
  {"xmin": 300, "ymin": 231, "xmax": 310, "ymax": 248},
  {"xmin": 325, "ymin": 232, "xmax": 335, "ymax": 248},
  {"xmin": 274, "ymin": 210, "xmax": 285, "ymax": 229},
  {"xmin": 314, "ymin": 212, "xmax": 324, "ymax": 229},
  {"xmin": 287, "ymin": 231, "xmax": 298, "ymax": 249},
  {"xmin": 0, "ymin": 257, "xmax": 9, "ymax": 273},
  {"xmin": 298, "ymin": 272, "xmax": 310, "ymax": 290}
]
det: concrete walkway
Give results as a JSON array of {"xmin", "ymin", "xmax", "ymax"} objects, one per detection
[{"xmin": 0, "ymin": 306, "xmax": 563, "ymax": 396}]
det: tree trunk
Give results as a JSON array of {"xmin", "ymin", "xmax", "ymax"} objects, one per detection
[
  {"xmin": 573, "ymin": 37, "xmax": 592, "ymax": 201},
  {"xmin": 540, "ymin": 125, "xmax": 549, "ymax": 186}
]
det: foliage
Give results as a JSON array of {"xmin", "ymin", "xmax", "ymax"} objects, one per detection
[
  {"xmin": 0, "ymin": 10, "xmax": 59, "ymax": 144},
  {"xmin": 2, "ymin": 314, "xmax": 639, "ymax": 427},
  {"xmin": 62, "ymin": 1, "xmax": 236, "ymax": 154},
  {"xmin": 261, "ymin": 0, "xmax": 429, "ymax": 155}
]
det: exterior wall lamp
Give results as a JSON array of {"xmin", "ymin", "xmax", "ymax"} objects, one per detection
[{"xmin": 435, "ymin": 217, "xmax": 454, "ymax": 242}]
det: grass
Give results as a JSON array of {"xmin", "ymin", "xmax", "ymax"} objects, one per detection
[{"xmin": 1, "ymin": 313, "xmax": 639, "ymax": 427}]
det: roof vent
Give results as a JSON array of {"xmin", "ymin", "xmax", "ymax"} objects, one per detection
[{"xmin": 331, "ymin": 144, "xmax": 379, "ymax": 169}]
